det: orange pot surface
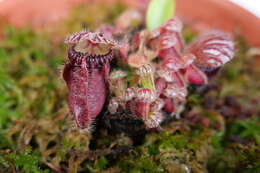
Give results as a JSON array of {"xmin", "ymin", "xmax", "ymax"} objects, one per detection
[
  {"xmin": 0, "ymin": 0, "xmax": 259, "ymax": 46},
  {"xmin": 175, "ymin": 0, "xmax": 260, "ymax": 47}
]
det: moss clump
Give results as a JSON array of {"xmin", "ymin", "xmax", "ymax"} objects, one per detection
[{"xmin": 0, "ymin": 148, "xmax": 50, "ymax": 173}]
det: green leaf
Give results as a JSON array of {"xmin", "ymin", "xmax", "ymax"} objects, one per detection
[{"xmin": 146, "ymin": 0, "xmax": 175, "ymax": 30}]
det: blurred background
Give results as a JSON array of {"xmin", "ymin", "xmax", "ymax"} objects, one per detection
[
  {"xmin": 0, "ymin": 0, "xmax": 260, "ymax": 46},
  {"xmin": 0, "ymin": 0, "xmax": 259, "ymax": 173}
]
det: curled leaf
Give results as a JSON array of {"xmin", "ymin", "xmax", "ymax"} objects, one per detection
[{"xmin": 188, "ymin": 31, "xmax": 235, "ymax": 68}]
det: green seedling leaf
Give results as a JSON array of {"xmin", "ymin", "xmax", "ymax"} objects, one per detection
[{"xmin": 146, "ymin": 0, "xmax": 175, "ymax": 30}]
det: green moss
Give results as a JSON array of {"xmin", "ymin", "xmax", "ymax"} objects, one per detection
[
  {"xmin": 119, "ymin": 155, "xmax": 164, "ymax": 173},
  {"xmin": 226, "ymin": 117, "xmax": 260, "ymax": 144},
  {"xmin": 97, "ymin": 156, "xmax": 108, "ymax": 170},
  {"xmin": 159, "ymin": 133, "xmax": 188, "ymax": 150},
  {"xmin": 0, "ymin": 149, "xmax": 50, "ymax": 173}
]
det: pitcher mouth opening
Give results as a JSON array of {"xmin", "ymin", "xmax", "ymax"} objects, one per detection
[
  {"xmin": 68, "ymin": 46, "xmax": 113, "ymax": 68},
  {"xmin": 65, "ymin": 30, "xmax": 117, "ymax": 68}
]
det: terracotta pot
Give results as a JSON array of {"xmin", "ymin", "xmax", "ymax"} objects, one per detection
[
  {"xmin": 125, "ymin": 0, "xmax": 260, "ymax": 47},
  {"xmin": 0, "ymin": 0, "xmax": 259, "ymax": 47},
  {"xmin": 0, "ymin": 0, "xmax": 84, "ymax": 28},
  {"xmin": 175, "ymin": 0, "xmax": 260, "ymax": 47}
]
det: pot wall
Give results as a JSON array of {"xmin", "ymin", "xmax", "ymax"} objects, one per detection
[
  {"xmin": 0, "ymin": 0, "xmax": 259, "ymax": 46},
  {"xmin": 176, "ymin": 0, "xmax": 260, "ymax": 47}
]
